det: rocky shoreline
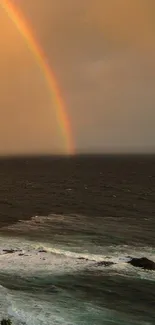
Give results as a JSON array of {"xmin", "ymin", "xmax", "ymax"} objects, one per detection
[{"xmin": 1, "ymin": 248, "xmax": 155, "ymax": 271}]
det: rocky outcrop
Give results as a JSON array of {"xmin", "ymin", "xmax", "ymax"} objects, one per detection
[
  {"xmin": 96, "ymin": 261, "xmax": 115, "ymax": 267},
  {"xmin": 95, "ymin": 257, "xmax": 155, "ymax": 270},
  {"xmin": 38, "ymin": 249, "xmax": 47, "ymax": 253},
  {"xmin": 2, "ymin": 249, "xmax": 21, "ymax": 254},
  {"xmin": 77, "ymin": 257, "xmax": 89, "ymax": 261},
  {"xmin": 1, "ymin": 319, "xmax": 12, "ymax": 325},
  {"xmin": 128, "ymin": 257, "xmax": 155, "ymax": 270}
]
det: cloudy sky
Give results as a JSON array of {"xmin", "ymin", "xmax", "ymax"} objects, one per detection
[{"xmin": 0, "ymin": 0, "xmax": 155, "ymax": 155}]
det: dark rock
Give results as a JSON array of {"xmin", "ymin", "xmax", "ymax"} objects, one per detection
[
  {"xmin": 18, "ymin": 253, "xmax": 24, "ymax": 256},
  {"xmin": 96, "ymin": 261, "xmax": 115, "ymax": 267},
  {"xmin": 128, "ymin": 257, "xmax": 155, "ymax": 270},
  {"xmin": 1, "ymin": 319, "xmax": 12, "ymax": 325},
  {"xmin": 78, "ymin": 257, "xmax": 89, "ymax": 261},
  {"xmin": 3, "ymin": 249, "xmax": 22, "ymax": 254},
  {"xmin": 3, "ymin": 249, "xmax": 16, "ymax": 254},
  {"xmin": 38, "ymin": 249, "xmax": 47, "ymax": 253}
]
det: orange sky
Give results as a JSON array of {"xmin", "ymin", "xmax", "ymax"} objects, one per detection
[{"xmin": 0, "ymin": 0, "xmax": 155, "ymax": 154}]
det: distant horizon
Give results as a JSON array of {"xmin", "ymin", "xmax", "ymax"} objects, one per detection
[{"xmin": 0, "ymin": 151, "xmax": 155, "ymax": 160}]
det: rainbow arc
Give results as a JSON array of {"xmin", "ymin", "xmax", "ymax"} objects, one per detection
[{"xmin": 0, "ymin": 0, "xmax": 74, "ymax": 154}]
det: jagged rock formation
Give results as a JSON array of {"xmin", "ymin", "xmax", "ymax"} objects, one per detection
[
  {"xmin": 1, "ymin": 319, "xmax": 12, "ymax": 325},
  {"xmin": 128, "ymin": 257, "xmax": 155, "ymax": 270}
]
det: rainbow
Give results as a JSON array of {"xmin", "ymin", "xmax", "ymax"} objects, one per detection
[{"xmin": 0, "ymin": 0, "xmax": 74, "ymax": 154}]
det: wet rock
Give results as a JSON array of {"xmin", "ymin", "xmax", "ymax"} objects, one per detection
[
  {"xmin": 128, "ymin": 257, "xmax": 155, "ymax": 270},
  {"xmin": 3, "ymin": 249, "xmax": 16, "ymax": 254},
  {"xmin": 2, "ymin": 249, "xmax": 22, "ymax": 254},
  {"xmin": 78, "ymin": 257, "xmax": 89, "ymax": 261},
  {"xmin": 96, "ymin": 261, "xmax": 115, "ymax": 267},
  {"xmin": 38, "ymin": 249, "xmax": 47, "ymax": 253},
  {"xmin": 1, "ymin": 319, "xmax": 12, "ymax": 325}
]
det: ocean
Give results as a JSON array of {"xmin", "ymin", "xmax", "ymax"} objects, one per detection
[{"xmin": 0, "ymin": 155, "xmax": 154, "ymax": 325}]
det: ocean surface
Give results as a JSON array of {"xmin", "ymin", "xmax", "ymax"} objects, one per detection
[{"xmin": 0, "ymin": 155, "xmax": 154, "ymax": 324}]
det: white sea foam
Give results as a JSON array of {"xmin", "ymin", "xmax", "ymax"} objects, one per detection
[
  {"xmin": 0, "ymin": 282, "xmax": 124, "ymax": 325},
  {"xmin": 5, "ymin": 290, "xmax": 153, "ymax": 325},
  {"xmin": 6, "ymin": 290, "xmax": 78, "ymax": 325},
  {"xmin": 7, "ymin": 297, "xmax": 73, "ymax": 325},
  {"xmin": 0, "ymin": 214, "xmax": 155, "ymax": 324},
  {"xmin": 5, "ymin": 289, "xmax": 149, "ymax": 325},
  {"xmin": 1, "ymin": 214, "xmax": 155, "ymax": 264},
  {"xmin": 0, "ymin": 233, "xmax": 154, "ymax": 283},
  {"xmin": 0, "ymin": 233, "xmax": 154, "ymax": 325}
]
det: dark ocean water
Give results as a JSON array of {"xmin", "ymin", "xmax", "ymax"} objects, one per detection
[{"xmin": 0, "ymin": 155, "xmax": 154, "ymax": 324}]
